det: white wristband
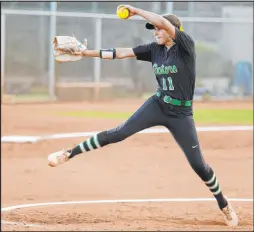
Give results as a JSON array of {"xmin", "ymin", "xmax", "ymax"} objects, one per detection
[{"xmin": 100, "ymin": 49, "xmax": 116, "ymax": 59}]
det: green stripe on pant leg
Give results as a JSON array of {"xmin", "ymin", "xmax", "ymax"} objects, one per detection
[
  {"xmin": 213, "ymin": 185, "xmax": 221, "ymax": 195},
  {"xmin": 86, "ymin": 138, "xmax": 94, "ymax": 151},
  {"xmin": 79, "ymin": 142, "xmax": 87, "ymax": 153},
  {"xmin": 205, "ymin": 173, "xmax": 216, "ymax": 184},
  {"xmin": 90, "ymin": 136, "xmax": 98, "ymax": 150},
  {"xmin": 208, "ymin": 179, "xmax": 218, "ymax": 190},
  {"xmin": 205, "ymin": 174, "xmax": 222, "ymax": 196},
  {"xmin": 93, "ymin": 134, "xmax": 101, "ymax": 148}
]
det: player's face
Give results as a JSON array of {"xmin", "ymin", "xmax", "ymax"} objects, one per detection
[{"xmin": 153, "ymin": 27, "xmax": 171, "ymax": 45}]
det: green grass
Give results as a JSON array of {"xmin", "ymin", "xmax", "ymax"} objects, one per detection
[
  {"xmin": 193, "ymin": 109, "xmax": 253, "ymax": 124},
  {"xmin": 7, "ymin": 93, "xmax": 53, "ymax": 103},
  {"xmin": 59, "ymin": 111, "xmax": 131, "ymax": 119},
  {"xmin": 56, "ymin": 109, "xmax": 253, "ymax": 125}
]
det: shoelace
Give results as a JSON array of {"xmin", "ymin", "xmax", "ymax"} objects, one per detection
[
  {"xmin": 57, "ymin": 150, "xmax": 69, "ymax": 163},
  {"xmin": 223, "ymin": 206, "xmax": 233, "ymax": 220}
]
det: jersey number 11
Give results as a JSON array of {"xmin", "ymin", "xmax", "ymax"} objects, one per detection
[{"xmin": 162, "ymin": 77, "xmax": 174, "ymax": 91}]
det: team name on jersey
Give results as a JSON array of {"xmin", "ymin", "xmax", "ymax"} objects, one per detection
[{"xmin": 153, "ymin": 64, "xmax": 178, "ymax": 75}]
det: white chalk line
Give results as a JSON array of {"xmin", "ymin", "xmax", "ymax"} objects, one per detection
[
  {"xmin": 1, "ymin": 220, "xmax": 46, "ymax": 228},
  {"xmin": 2, "ymin": 197, "xmax": 253, "ymax": 212},
  {"xmin": 2, "ymin": 126, "xmax": 253, "ymax": 143},
  {"xmin": 1, "ymin": 198, "xmax": 253, "ymax": 228}
]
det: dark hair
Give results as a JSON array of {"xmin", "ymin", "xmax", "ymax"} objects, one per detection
[{"xmin": 145, "ymin": 14, "xmax": 182, "ymax": 30}]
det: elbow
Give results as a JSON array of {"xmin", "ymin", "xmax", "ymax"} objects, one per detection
[
  {"xmin": 161, "ymin": 20, "xmax": 176, "ymax": 38},
  {"xmin": 116, "ymin": 49, "xmax": 136, "ymax": 59}
]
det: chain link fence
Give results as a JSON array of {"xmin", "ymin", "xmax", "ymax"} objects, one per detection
[{"xmin": 2, "ymin": 2, "xmax": 253, "ymax": 100}]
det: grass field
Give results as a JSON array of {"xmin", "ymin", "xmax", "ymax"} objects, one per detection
[{"xmin": 56, "ymin": 109, "xmax": 253, "ymax": 125}]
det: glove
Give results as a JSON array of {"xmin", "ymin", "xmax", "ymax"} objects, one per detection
[{"xmin": 53, "ymin": 35, "xmax": 87, "ymax": 62}]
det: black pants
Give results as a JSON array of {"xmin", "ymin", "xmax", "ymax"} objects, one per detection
[{"xmin": 98, "ymin": 95, "xmax": 211, "ymax": 182}]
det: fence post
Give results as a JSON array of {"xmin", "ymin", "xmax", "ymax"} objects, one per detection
[
  {"xmin": 93, "ymin": 17, "xmax": 102, "ymax": 100},
  {"xmin": 49, "ymin": 2, "xmax": 57, "ymax": 99},
  {"xmin": 1, "ymin": 13, "xmax": 6, "ymax": 100},
  {"xmin": 188, "ymin": 2, "xmax": 195, "ymax": 35}
]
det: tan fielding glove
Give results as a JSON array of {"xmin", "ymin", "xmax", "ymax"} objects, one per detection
[{"xmin": 53, "ymin": 35, "xmax": 87, "ymax": 62}]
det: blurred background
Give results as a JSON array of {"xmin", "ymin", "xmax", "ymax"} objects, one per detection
[{"xmin": 1, "ymin": 1, "xmax": 253, "ymax": 102}]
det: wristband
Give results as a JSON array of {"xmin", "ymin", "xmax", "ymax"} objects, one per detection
[{"xmin": 100, "ymin": 49, "xmax": 116, "ymax": 59}]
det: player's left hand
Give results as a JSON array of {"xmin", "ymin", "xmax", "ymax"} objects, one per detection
[
  {"xmin": 117, "ymin": 4, "xmax": 138, "ymax": 18},
  {"xmin": 53, "ymin": 35, "xmax": 87, "ymax": 62}
]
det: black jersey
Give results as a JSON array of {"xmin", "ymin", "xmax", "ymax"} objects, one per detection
[{"xmin": 133, "ymin": 28, "xmax": 195, "ymax": 116}]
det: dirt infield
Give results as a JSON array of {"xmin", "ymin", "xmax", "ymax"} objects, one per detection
[{"xmin": 1, "ymin": 100, "xmax": 253, "ymax": 231}]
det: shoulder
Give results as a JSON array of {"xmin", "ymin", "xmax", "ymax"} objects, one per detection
[
  {"xmin": 150, "ymin": 42, "xmax": 165, "ymax": 52},
  {"xmin": 175, "ymin": 29, "xmax": 195, "ymax": 43},
  {"xmin": 144, "ymin": 42, "xmax": 159, "ymax": 51},
  {"xmin": 173, "ymin": 29, "xmax": 195, "ymax": 56}
]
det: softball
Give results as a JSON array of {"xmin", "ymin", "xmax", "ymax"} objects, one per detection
[{"xmin": 116, "ymin": 6, "xmax": 130, "ymax": 19}]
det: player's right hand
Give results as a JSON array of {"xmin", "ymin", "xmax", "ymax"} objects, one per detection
[{"xmin": 117, "ymin": 4, "xmax": 137, "ymax": 18}]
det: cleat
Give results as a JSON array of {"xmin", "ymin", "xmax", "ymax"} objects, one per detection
[
  {"xmin": 48, "ymin": 150, "xmax": 71, "ymax": 167},
  {"xmin": 221, "ymin": 200, "xmax": 238, "ymax": 227}
]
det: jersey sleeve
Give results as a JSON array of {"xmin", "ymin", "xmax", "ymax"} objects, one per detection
[
  {"xmin": 174, "ymin": 28, "xmax": 195, "ymax": 56},
  {"xmin": 132, "ymin": 42, "xmax": 155, "ymax": 62}
]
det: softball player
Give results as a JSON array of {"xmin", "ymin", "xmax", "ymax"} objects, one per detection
[{"xmin": 48, "ymin": 5, "xmax": 238, "ymax": 227}]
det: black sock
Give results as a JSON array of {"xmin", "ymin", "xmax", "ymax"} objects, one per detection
[
  {"xmin": 67, "ymin": 133, "xmax": 102, "ymax": 158},
  {"xmin": 204, "ymin": 169, "xmax": 228, "ymax": 209},
  {"xmin": 214, "ymin": 192, "xmax": 228, "ymax": 210},
  {"xmin": 67, "ymin": 146, "xmax": 82, "ymax": 158}
]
